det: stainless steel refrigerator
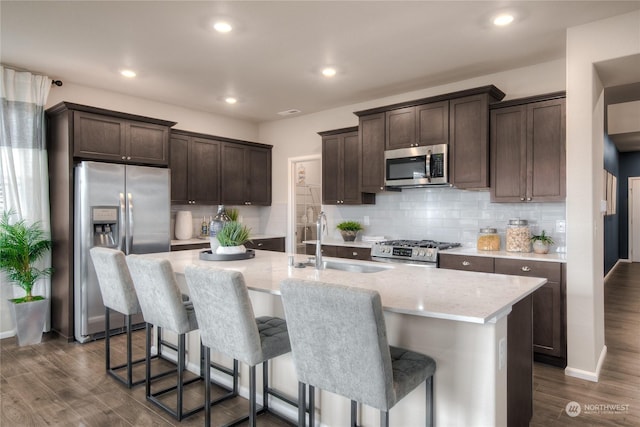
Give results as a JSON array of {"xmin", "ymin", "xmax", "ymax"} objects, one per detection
[{"xmin": 74, "ymin": 161, "xmax": 170, "ymax": 343}]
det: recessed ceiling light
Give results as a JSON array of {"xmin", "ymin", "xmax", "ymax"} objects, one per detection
[
  {"xmin": 225, "ymin": 97, "xmax": 237, "ymax": 104},
  {"xmin": 321, "ymin": 67, "xmax": 337, "ymax": 78},
  {"xmin": 213, "ymin": 21, "xmax": 233, "ymax": 33},
  {"xmin": 493, "ymin": 13, "xmax": 514, "ymax": 26},
  {"xmin": 120, "ymin": 69, "xmax": 136, "ymax": 78}
]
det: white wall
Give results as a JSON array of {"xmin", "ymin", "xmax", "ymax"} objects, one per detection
[
  {"xmin": 46, "ymin": 81, "xmax": 259, "ymax": 141},
  {"xmin": 565, "ymin": 10, "xmax": 640, "ymax": 381}
]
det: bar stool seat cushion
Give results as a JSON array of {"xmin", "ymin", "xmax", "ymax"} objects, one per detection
[
  {"xmin": 389, "ymin": 346, "xmax": 436, "ymax": 404},
  {"xmin": 256, "ymin": 316, "xmax": 290, "ymax": 362}
]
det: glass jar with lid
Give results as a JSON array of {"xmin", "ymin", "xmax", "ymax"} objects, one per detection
[
  {"xmin": 506, "ymin": 219, "xmax": 531, "ymax": 252},
  {"xmin": 477, "ymin": 228, "xmax": 500, "ymax": 251}
]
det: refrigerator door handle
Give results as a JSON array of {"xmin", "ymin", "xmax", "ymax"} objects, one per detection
[
  {"xmin": 119, "ymin": 192, "xmax": 126, "ymax": 252},
  {"xmin": 127, "ymin": 192, "xmax": 134, "ymax": 254}
]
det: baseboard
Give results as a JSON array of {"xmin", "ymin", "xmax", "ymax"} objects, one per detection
[
  {"xmin": 0, "ymin": 329, "xmax": 16, "ymax": 340},
  {"xmin": 565, "ymin": 345, "xmax": 607, "ymax": 382}
]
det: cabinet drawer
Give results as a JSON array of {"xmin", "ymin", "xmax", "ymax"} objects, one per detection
[
  {"xmin": 336, "ymin": 246, "xmax": 371, "ymax": 261},
  {"xmin": 439, "ymin": 254, "xmax": 494, "ymax": 273},
  {"xmin": 245, "ymin": 237, "xmax": 285, "ymax": 253},
  {"xmin": 305, "ymin": 244, "xmax": 337, "ymax": 257},
  {"xmin": 494, "ymin": 258, "xmax": 561, "ymax": 282}
]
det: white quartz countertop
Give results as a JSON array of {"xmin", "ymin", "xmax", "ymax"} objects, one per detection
[
  {"xmin": 172, "ymin": 234, "xmax": 284, "ymax": 246},
  {"xmin": 142, "ymin": 249, "xmax": 546, "ymax": 324},
  {"xmin": 442, "ymin": 246, "xmax": 567, "ymax": 263}
]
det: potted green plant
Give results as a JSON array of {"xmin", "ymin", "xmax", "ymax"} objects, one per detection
[
  {"xmin": 216, "ymin": 221, "xmax": 252, "ymax": 254},
  {"xmin": 530, "ymin": 230, "xmax": 555, "ymax": 254},
  {"xmin": 336, "ymin": 221, "xmax": 363, "ymax": 242},
  {"xmin": 0, "ymin": 210, "xmax": 53, "ymax": 345}
]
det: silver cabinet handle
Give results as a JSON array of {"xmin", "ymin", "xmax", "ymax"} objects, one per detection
[
  {"xmin": 521, "ymin": 266, "xmax": 531, "ymax": 272},
  {"xmin": 121, "ymin": 156, "xmax": 126, "ymax": 160},
  {"xmin": 127, "ymin": 156, "xmax": 131, "ymax": 160},
  {"xmin": 257, "ymin": 243, "xmax": 263, "ymax": 247},
  {"xmin": 352, "ymin": 252, "xmax": 358, "ymax": 256},
  {"xmin": 527, "ymin": 197, "xmax": 532, "ymax": 201},
  {"xmin": 520, "ymin": 197, "xmax": 525, "ymax": 201},
  {"xmin": 462, "ymin": 261, "xmax": 471, "ymax": 266}
]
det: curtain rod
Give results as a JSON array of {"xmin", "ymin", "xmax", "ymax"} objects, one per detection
[{"xmin": 51, "ymin": 80, "xmax": 63, "ymax": 87}]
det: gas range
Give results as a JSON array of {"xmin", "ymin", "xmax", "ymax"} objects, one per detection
[{"xmin": 371, "ymin": 239, "xmax": 461, "ymax": 265}]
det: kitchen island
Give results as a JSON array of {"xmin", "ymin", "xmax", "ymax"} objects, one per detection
[{"xmin": 141, "ymin": 249, "xmax": 546, "ymax": 426}]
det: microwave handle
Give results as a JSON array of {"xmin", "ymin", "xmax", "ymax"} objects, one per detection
[{"xmin": 426, "ymin": 150, "xmax": 431, "ymax": 179}]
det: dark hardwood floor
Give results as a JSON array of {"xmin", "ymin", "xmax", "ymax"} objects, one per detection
[
  {"xmin": 1, "ymin": 262, "xmax": 638, "ymax": 426},
  {"xmin": 530, "ymin": 261, "xmax": 640, "ymax": 426}
]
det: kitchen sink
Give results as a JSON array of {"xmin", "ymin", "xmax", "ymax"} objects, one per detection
[{"xmin": 322, "ymin": 260, "xmax": 392, "ymax": 274}]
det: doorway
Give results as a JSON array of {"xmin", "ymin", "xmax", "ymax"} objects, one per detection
[
  {"xmin": 288, "ymin": 156, "xmax": 321, "ymax": 254},
  {"xmin": 630, "ymin": 177, "xmax": 640, "ymax": 262}
]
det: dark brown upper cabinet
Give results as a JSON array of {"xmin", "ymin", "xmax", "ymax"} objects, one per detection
[
  {"xmin": 221, "ymin": 142, "xmax": 272, "ymax": 206},
  {"xmin": 384, "ymin": 100, "xmax": 449, "ymax": 150},
  {"xmin": 73, "ymin": 110, "xmax": 171, "ymax": 166},
  {"xmin": 320, "ymin": 127, "xmax": 375, "ymax": 205},
  {"xmin": 170, "ymin": 130, "xmax": 221, "ymax": 205},
  {"xmin": 449, "ymin": 94, "xmax": 494, "ymax": 189},
  {"xmin": 490, "ymin": 93, "xmax": 566, "ymax": 202},
  {"xmin": 359, "ymin": 112, "xmax": 386, "ymax": 193}
]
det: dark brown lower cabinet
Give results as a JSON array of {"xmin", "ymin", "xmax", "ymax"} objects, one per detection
[
  {"xmin": 305, "ymin": 243, "xmax": 371, "ymax": 261},
  {"xmin": 172, "ymin": 237, "xmax": 284, "ymax": 253},
  {"xmin": 439, "ymin": 253, "xmax": 566, "ymax": 367},
  {"xmin": 508, "ymin": 295, "xmax": 533, "ymax": 427}
]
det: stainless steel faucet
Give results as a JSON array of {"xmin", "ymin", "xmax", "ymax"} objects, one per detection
[{"xmin": 315, "ymin": 211, "xmax": 326, "ymax": 269}]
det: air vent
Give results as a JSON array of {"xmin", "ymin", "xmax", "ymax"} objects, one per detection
[{"xmin": 277, "ymin": 109, "xmax": 301, "ymax": 116}]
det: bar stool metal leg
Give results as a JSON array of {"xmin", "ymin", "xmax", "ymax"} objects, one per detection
[
  {"xmin": 298, "ymin": 382, "xmax": 306, "ymax": 426},
  {"xmin": 351, "ymin": 400, "xmax": 358, "ymax": 427},
  {"xmin": 426, "ymin": 376, "xmax": 434, "ymax": 427},
  {"xmin": 309, "ymin": 385, "xmax": 315, "ymax": 427}
]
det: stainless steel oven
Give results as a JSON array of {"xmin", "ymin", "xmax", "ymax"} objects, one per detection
[{"xmin": 371, "ymin": 240, "xmax": 460, "ymax": 267}]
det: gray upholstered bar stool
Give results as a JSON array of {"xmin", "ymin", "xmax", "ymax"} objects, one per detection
[
  {"xmin": 126, "ymin": 255, "xmax": 237, "ymax": 420},
  {"xmin": 89, "ymin": 247, "xmax": 145, "ymax": 388},
  {"xmin": 280, "ymin": 279, "xmax": 437, "ymax": 427},
  {"xmin": 185, "ymin": 265, "xmax": 297, "ymax": 427}
]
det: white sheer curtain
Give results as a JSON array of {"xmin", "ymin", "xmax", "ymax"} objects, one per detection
[{"xmin": 0, "ymin": 65, "xmax": 52, "ymax": 334}]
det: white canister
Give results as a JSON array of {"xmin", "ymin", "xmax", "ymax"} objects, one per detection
[{"xmin": 175, "ymin": 211, "xmax": 193, "ymax": 240}]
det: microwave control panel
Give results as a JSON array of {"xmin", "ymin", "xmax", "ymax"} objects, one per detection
[{"xmin": 430, "ymin": 153, "xmax": 445, "ymax": 178}]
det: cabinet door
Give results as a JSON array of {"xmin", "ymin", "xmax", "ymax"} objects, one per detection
[
  {"xmin": 360, "ymin": 113, "xmax": 386, "ymax": 193},
  {"xmin": 221, "ymin": 143, "xmax": 247, "ymax": 205},
  {"xmin": 342, "ymin": 131, "xmax": 362, "ymax": 204},
  {"xmin": 170, "ymin": 134, "xmax": 189, "ymax": 203},
  {"xmin": 385, "ymin": 107, "xmax": 416, "ymax": 149},
  {"xmin": 247, "ymin": 147, "xmax": 271, "ymax": 206},
  {"xmin": 73, "ymin": 111, "xmax": 125, "ymax": 161},
  {"xmin": 189, "ymin": 138, "xmax": 220, "ymax": 204},
  {"xmin": 528, "ymin": 98, "xmax": 566, "ymax": 201},
  {"xmin": 127, "ymin": 122, "xmax": 169, "ymax": 166},
  {"xmin": 490, "ymin": 105, "xmax": 527, "ymax": 202},
  {"xmin": 449, "ymin": 94, "xmax": 489, "ymax": 189},
  {"xmin": 322, "ymin": 135, "xmax": 342, "ymax": 204},
  {"xmin": 417, "ymin": 100, "xmax": 449, "ymax": 146}
]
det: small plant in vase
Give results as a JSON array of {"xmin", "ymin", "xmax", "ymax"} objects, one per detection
[
  {"xmin": 0, "ymin": 210, "xmax": 53, "ymax": 345},
  {"xmin": 216, "ymin": 221, "xmax": 252, "ymax": 254},
  {"xmin": 530, "ymin": 230, "xmax": 555, "ymax": 254},
  {"xmin": 336, "ymin": 221, "xmax": 363, "ymax": 242}
]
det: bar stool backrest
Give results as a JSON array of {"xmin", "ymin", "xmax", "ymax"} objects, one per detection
[
  {"xmin": 280, "ymin": 279, "xmax": 395, "ymax": 411},
  {"xmin": 184, "ymin": 265, "xmax": 263, "ymax": 366},
  {"xmin": 90, "ymin": 247, "xmax": 140, "ymax": 316},
  {"xmin": 126, "ymin": 255, "xmax": 193, "ymax": 335}
]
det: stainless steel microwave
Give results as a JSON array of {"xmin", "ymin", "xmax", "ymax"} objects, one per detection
[{"xmin": 384, "ymin": 144, "xmax": 449, "ymax": 187}]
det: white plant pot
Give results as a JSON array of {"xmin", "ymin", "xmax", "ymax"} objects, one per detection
[
  {"xmin": 9, "ymin": 298, "xmax": 48, "ymax": 346},
  {"xmin": 216, "ymin": 245, "xmax": 246, "ymax": 255},
  {"xmin": 532, "ymin": 241, "xmax": 550, "ymax": 254}
]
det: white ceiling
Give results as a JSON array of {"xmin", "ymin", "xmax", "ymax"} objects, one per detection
[{"xmin": 2, "ymin": 1, "xmax": 640, "ymax": 125}]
